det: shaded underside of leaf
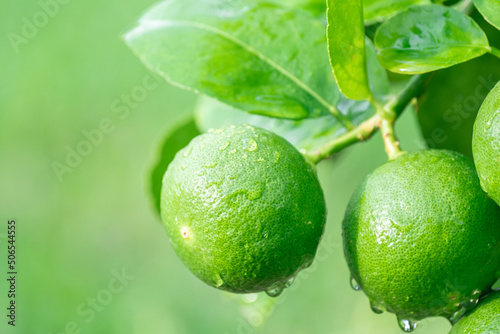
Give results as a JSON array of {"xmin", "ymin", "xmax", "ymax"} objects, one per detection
[
  {"xmin": 150, "ymin": 119, "xmax": 200, "ymax": 215},
  {"xmin": 474, "ymin": 0, "xmax": 500, "ymax": 30},
  {"xmin": 327, "ymin": 0, "xmax": 371, "ymax": 101},
  {"xmin": 375, "ymin": 4, "xmax": 490, "ymax": 74},
  {"xmin": 124, "ymin": 0, "xmax": 341, "ymax": 120},
  {"xmin": 365, "ymin": 37, "xmax": 390, "ymax": 101},
  {"xmin": 417, "ymin": 11, "xmax": 500, "ymax": 157},
  {"xmin": 194, "ymin": 96, "xmax": 374, "ymax": 154}
]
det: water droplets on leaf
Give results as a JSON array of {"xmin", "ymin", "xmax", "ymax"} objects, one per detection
[
  {"xmin": 285, "ymin": 277, "xmax": 295, "ymax": 288},
  {"xmin": 350, "ymin": 276, "xmax": 362, "ymax": 291},
  {"xmin": 397, "ymin": 318, "xmax": 419, "ymax": 332}
]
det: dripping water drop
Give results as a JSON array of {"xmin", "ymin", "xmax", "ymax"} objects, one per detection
[
  {"xmin": 350, "ymin": 276, "xmax": 361, "ymax": 291},
  {"xmin": 397, "ymin": 318, "xmax": 419, "ymax": 332}
]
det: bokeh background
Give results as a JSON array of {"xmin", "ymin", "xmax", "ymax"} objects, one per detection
[{"xmin": 1, "ymin": 0, "xmax": 496, "ymax": 333}]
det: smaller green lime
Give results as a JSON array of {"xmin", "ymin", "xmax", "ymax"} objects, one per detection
[
  {"xmin": 161, "ymin": 124, "xmax": 326, "ymax": 295},
  {"xmin": 450, "ymin": 290, "xmax": 500, "ymax": 333},
  {"xmin": 473, "ymin": 80, "xmax": 500, "ymax": 206}
]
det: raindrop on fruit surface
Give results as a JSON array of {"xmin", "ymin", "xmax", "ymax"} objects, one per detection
[
  {"xmin": 370, "ymin": 300, "xmax": 385, "ymax": 314},
  {"xmin": 243, "ymin": 138, "xmax": 258, "ymax": 152},
  {"xmin": 285, "ymin": 277, "xmax": 295, "ymax": 288},
  {"xmin": 219, "ymin": 141, "xmax": 230, "ymax": 151},
  {"xmin": 397, "ymin": 318, "xmax": 419, "ymax": 332},
  {"xmin": 265, "ymin": 285, "xmax": 284, "ymax": 298},
  {"xmin": 460, "ymin": 298, "xmax": 479, "ymax": 311},
  {"xmin": 183, "ymin": 147, "xmax": 192, "ymax": 157},
  {"xmin": 350, "ymin": 276, "xmax": 361, "ymax": 291}
]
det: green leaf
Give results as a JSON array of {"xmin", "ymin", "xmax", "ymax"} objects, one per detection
[
  {"xmin": 365, "ymin": 37, "xmax": 390, "ymax": 100},
  {"xmin": 124, "ymin": 0, "xmax": 341, "ymax": 120},
  {"xmin": 363, "ymin": 0, "xmax": 431, "ymax": 25},
  {"xmin": 194, "ymin": 96, "xmax": 374, "ymax": 154},
  {"xmin": 474, "ymin": 0, "xmax": 500, "ymax": 30},
  {"xmin": 219, "ymin": 0, "xmax": 326, "ymax": 16},
  {"xmin": 375, "ymin": 5, "xmax": 490, "ymax": 74},
  {"xmin": 267, "ymin": 0, "xmax": 326, "ymax": 16},
  {"xmin": 327, "ymin": 0, "xmax": 371, "ymax": 101},
  {"xmin": 150, "ymin": 120, "xmax": 200, "ymax": 216}
]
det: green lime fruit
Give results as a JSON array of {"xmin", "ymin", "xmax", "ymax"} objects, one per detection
[
  {"xmin": 343, "ymin": 149, "xmax": 500, "ymax": 331},
  {"xmin": 161, "ymin": 124, "xmax": 326, "ymax": 295},
  {"xmin": 450, "ymin": 290, "xmax": 500, "ymax": 334},
  {"xmin": 473, "ymin": 80, "xmax": 500, "ymax": 206}
]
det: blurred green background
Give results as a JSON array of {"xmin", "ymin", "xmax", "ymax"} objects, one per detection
[{"xmin": 0, "ymin": 0, "xmax": 472, "ymax": 333}]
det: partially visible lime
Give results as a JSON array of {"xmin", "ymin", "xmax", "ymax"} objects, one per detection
[
  {"xmin": 450, "ymin": 290, "xmax": 500, "ymax": 333},
  {"xmin": 343, "ymin": 149, "xmax": 500, "ymax": 330},
  {"xmin": 161, "ymin": 124, "xmax": 326, "ymax": 295},
  {"xmin": 473, "ymin": 81, "xmax": 500, "ymax": 206}
]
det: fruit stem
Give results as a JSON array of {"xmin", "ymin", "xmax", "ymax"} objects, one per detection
[
  {"xmin": 489, "ymin": 46, "xmax": 500, "ymax": 60},
  {"xmin": 379, "ymin": 119, "xmax": 405, "ymax": 160},
  {"xmin": 307, "ymin": 74, "xmax": 431, "ymax": 164},
  {"xmin": 370, "ymin": 95, "xmax": 396, "ymax": 122}
]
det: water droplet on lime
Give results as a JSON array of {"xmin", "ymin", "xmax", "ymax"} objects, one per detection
[
  {"xmin": 243, "ymin": 138, "xmax": 258, "ymax": 152},
  {"xmin": 265, "ymin": 285, "xmax": 284, "ymax": 297},
  {"xmin": 202, "ymin": 162, "xmax": 218, "ymax": 168},
  {"xmin": 350, "ymin": 276, "xmax": 361, "ymax": 291},
  {"xmin": 370, "ymin": 300, "xmax": 385, "ymax": 314},
  {"xmin": 397, "ymin": 318, "xmax": 418, "ymax": 332},
  {"xmin": 285, "ymin": 277, "xmax": 295, "ymax": 288},
  {"xmin": 460, "ymin": 298, "xmax": 479, "ymax": 311},
  {"xmin": 183, "ymin": 147, "xmax": 192, "ymax": 157},
  {"xmin": 219, "ymin": 141, "xmax": 230, "ymax": 151}
]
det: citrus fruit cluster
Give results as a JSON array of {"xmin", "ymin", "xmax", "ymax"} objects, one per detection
[
  {"xmin": 159, "ymin": 83, "xmax": 500, "ymax": 332},
  {"xmin": 161, "ymin": 124, "xmax": 326, "ymax": 295}
]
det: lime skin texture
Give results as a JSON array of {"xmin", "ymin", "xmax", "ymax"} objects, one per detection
[
  {"xmin": 450, "ymin": 290, "xmax": 500, "ymax": 334},
  {"xmin": 160, "ymin": 124, "xmax": 326, "ymax": 294},
  {"xmin": 343, "ymin": 149, "xmax": 500, "ymax": 323},
  {"xmin": 473, "ymin": 80, "xmax": 500, "ymax": 206}
]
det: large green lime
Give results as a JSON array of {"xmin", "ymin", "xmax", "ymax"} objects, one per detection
[
  {"xmin": 343, "ymin": 150, "xmax": 500, "ymax": 329},
  {"xmin": 473, "ymin": 80, "xmax": 500, "ymax": 206},
  {"xmin": 450, "ymin": 290, "xmax": 500, "ymax": 334},
  {"xmin": 161, "ymin": 124, "xmax": 326, "ymax": 294}
]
